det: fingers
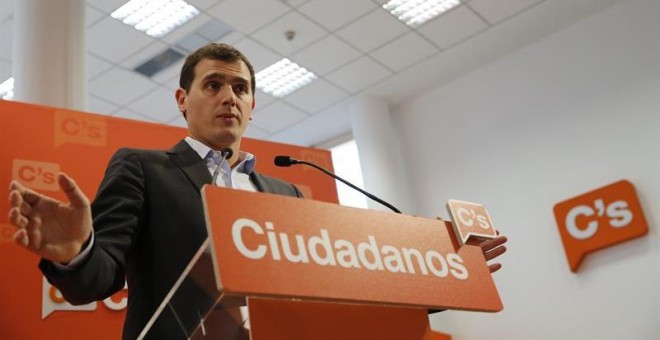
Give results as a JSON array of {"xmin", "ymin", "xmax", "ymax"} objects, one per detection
[
  {"xmin": 13, "ymin": 228, "xmax": 29, "ymax": 247},
  {"xmin": 8, "ymin": 186, "xmax": 30, "ymax": 229},
  {"xmin": 8, "ymin": 181, "xmax": 39, "ymax": 230},
  {"xmin": 480, "ymin": 234, "xmax": 507, "ymax": 274},
  {"xmin": 488, "ymin": 263, "xmax": 502, "ymax": 274},
  {"xmin": 480, "ymin": 235, "xmax": 507, "ymax": 252},
  {"xmin": 9, "ymin": 189, "xmax": 33, "ymax": 217},
  {"xmin": 57, "ymin": 172, "xmax": 89, "ymax": 208},
  {"xmin": 8, "ymin": 206, "xmax": 29, "ymax": 229},
  {"xmin": 12, "ymin": 183, "xmax": 42, "ymax": 207},
  {"xmin": 484, "ymin": 244, "xmax": 506, "ymax": 261}
]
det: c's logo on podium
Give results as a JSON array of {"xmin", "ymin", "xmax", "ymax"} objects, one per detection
[
  {"xmin": 553, "ymin": 180, "xmax": 648, "ymax": 272},
  {"xmin": 54, "ymin": 110, "xmax": 107, "ymax": 147},
  {"xmin": 42, "ymin": 277, "xmax": 127, "ymax": 319},
  {"xmin": 12, "ymin": 159, "xmax": 60, "ymax": 191},
  {"xmin": 446, "ymin": 199, "xmax": 497, "ymax": 245}
]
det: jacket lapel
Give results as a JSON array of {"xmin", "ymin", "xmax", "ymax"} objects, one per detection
[
  {"xmin": 167, "ymin": 140, "xmax": 212, "ymax": 194},
  {"xmin": 250, "ymin": 172, "xmax": 268, "ymax": 193}
]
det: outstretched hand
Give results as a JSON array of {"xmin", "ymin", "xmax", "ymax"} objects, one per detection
[
  {"xmin": 480, "ymin": 231, "xmax": 507, "ymax": 274},
  {"xmin": 7, "ymin": 172, "xmax": 93, "ymax": 264}
]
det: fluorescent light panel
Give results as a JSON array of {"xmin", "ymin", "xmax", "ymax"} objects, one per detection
[
  {"xmin": 256, "ymin": 59, "xmax": 317, "ymax": 98},
  {"xmin": 0, "ymin": 77, "xmax": 14, "ymax": 100},
  {"xmin": 383, "ymin": 0, "xmax": 461, "ymax": 28},
  {"xmin": 111, "ymin": 0, "xmax": 200, "ymax": 38}
]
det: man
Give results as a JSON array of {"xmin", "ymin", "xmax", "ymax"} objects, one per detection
[
  {"xmin": 8, "ymin": 43, "xmax": 302, "ymax": 339},
  {"xmin": 7, "ymin": 43, "xmax": 507, "ymax": 339}
]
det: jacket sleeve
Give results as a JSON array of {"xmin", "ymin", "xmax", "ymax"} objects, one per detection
[{"xmin": 40, "ymin": 148, "xmax": 146, "ymax": 305}]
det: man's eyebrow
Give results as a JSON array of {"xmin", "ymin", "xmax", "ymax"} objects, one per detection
[{"xmin": 202, "ymin": 72, "xmax": 249, "ymax": 85}]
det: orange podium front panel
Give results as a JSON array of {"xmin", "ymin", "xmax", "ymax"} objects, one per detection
[
  {"xmin": 139, "ymin": 186, "xmax": 502, "ymax": 339},
  {"xmin": 203, "ymin": 186, "xmax": 503, "ymax": 312}
]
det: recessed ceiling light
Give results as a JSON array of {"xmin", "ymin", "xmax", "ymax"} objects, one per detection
[
  {"xmin": 383, "ymin": 0, "xmax": 461, "ymax": 28},
  {"xmin": 256, "ymin": 59, "xmax": 317, "ymax": 98},
  {"xmin": 0, "ymin": 77, "xmax": 14, "ymax": 100},
  {"xmin": 111, "ymin": 0, "xmax": 200, "ymax": 38}
]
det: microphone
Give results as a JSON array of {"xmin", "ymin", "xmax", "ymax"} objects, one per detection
[
  {"xmin": 211, "ymin": 148, "xmax": 233, "ymax": 185},
  {"xmin": 273, "ymin": 155, "xmax": 402, "ymax": 214}
]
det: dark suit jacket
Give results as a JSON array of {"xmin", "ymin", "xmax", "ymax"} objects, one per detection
[{"xmin": 40, "ymin": 140, "xmax": 302, "ymax": 339}]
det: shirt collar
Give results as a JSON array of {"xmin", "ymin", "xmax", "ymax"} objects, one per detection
[{"xmin": 184, "ymin": 136, "xmax": 256, "ymax": 174}]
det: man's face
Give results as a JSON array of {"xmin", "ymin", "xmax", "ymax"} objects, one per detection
[{"xmin": 176, "ymin": 58, "xmax": 254, "ymax": 150}]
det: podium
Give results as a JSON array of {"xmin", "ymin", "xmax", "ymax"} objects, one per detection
[{"xmin": 138, "ymin": 186, "xmax": 502, "ymax": 339}]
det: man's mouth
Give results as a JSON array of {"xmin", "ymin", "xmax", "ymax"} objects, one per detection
[{"xmin": 218, "ymin": 113, "xmax": 238, "ymax": 120}]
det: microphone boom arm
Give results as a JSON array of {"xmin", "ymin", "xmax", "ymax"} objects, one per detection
[{"xmin": 296, "ymin": 160, "xmax": 402, "ymax": 214}]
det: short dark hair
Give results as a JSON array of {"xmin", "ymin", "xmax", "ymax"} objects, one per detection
[{"xmin": 179, "ymin": 43, "xmax": 256, "ymax": 95}]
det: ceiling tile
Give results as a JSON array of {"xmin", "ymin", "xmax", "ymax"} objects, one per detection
[
  {"xmin": 325, "ymin": 56, "xmax": 392, "ymax": 94},
  {"xmin": 127, "ymin": 86, "xmax": 180, "ymax": 122},
  {"xmin": 269, "ymin": 102, "xmax": 351, "ymax": 146},
  {"xmin": 167, "ymin": 113, "xmax": 188, "ymax": 128},
  {"xmin": 152, "ymin": 59, "xmax": 184, "ymax": 87},
  {"xmin": 255, "ymin": 89, "xmax": 276, "ymax": 109},
  {"xmin": 86, "ymin": 0, "xmax": 127, "ymax": 14},
  {"xmin": 251, "ymin": 11, "xmax": 327, "ymax": 55},
  {"xmin": 251, "ymin": 101, "xmax": 308, "ymax": 133},
  {"xmin": 89, "ymin": 67, "xmax": 156, "ymax": 105},
  {"xmin": 298, "ymin": 0, "xmax": 376, "ymax": 31},
  {"xmin": 336, "ymin": 9, "xmax": 410, "ymax": 53},
  {"xmin": 418, "ymin": 5, "xmax": 488, "ymax": 49},
  {"xmin": 87, "ymin": 17, "xmax": 156, "ymax": 63},
  {"xmin": 85, "ymin": 5, "xmax": 105, "ymax": 27},
  {"xmin": 113, "ymin": 108, "xmax": 153, "ymax": 123},
  {"xmin": 87, "ymin": 53, "xmax": 113, "ymax": 79},
  {"xmin": 284, "ymin": 0, "xmax": 310, "ymax": 8},
  {"xmin": 161, "ymin": 75, "xmax": 181, "ymax": 92},
  {"xmin": 175, "ymin": 33, "xmax": 210, "ymax": 53},
  {"xmin": 370, "ymin": 32, "xmax": 439, "ymax": 71},
  {"xmin": 186, "ymin": 0, "xmax": 220, "ymax": 11},
  {"xmin": 291, "ymin": 34, "xmax": 362, "ymax": 76},
  {"xmin": 206, "ymin": 0, "xmax": 290, "ymax": 34},
  {"xmin": 233, "ymin": 38, "xmax": 282, "ymax": 72},
  {"xmin": 243, "ymin": 124, "xmax": 270, "ymax": 140},
  {"xmin": 120, "ymin": 40, "xmax": 169, "ymax": 69},
  {"xmin": 87, "ymin": 94, "xmax": 119, "ymax": 115},
  {"xmin": 160, "ymin": 13, "xmax": 211, "ymax": 45},
  {"xmin": 469, "ymin": 0, "xmax": 541, "ymax": 25},
  {"xmin": 217, "ymin": 31, "xmax": 245, "ymax": 45},
  {"xmin": 0, "ymin": 19, "xmax": 12, "ymax": 61},
  {"xmin": 284, "ymin": 79, "xmax": 348, "ymax": 114},
  {"xmin": 196, "ymin": 18, "xmax": 233, "ymax": 41}
]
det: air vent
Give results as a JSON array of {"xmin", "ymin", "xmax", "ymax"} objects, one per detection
[{"xmin": 134, "ymin": 48, "xmax": 185, "ymax": 77}]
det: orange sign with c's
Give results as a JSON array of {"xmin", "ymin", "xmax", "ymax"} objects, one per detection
[
  {"xmin": 0, "ymin": 99, "xmax": 338, "ymax": 339},
  {"xmin": 446, "ymin": 199, "xmax": 498, "ymax": 245},
  {"xmin": 553, "ymin": 180, "xmax": 648, "ymax": 272}
]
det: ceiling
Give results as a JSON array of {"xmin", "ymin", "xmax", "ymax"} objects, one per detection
[{"xmin": 0, "ymin": 0, "xmax": 620, "ymax": 147}]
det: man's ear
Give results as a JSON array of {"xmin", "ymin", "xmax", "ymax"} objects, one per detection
[
  {"xmin": 175, "ymin": 88, "xmax": 188, "ymax": 118},
  {"xmin": 252, "ymin": 96, "xmax": 256, "ymax": 110}
]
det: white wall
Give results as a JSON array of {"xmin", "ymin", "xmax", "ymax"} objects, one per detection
[{"xmin": 393, "ymin": 0, "xmax": 659, "ymax": 338}]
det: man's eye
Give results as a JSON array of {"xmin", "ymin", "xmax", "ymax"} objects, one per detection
[
  {"xmin": 206, "ymin": 82, "xmax": 219, "ymax": 89},
  {"xmin": 235, "ymin": 85, "xmax": 248, "ymax": 93}
]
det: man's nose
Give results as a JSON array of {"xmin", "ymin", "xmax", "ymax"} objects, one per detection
[{"xmin": 219, "ymin": 85, "xmax": 237, "ymax": 106}]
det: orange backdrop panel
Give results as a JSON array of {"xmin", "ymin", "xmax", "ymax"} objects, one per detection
[{"xmin": 0, "ymin": 99, "xmax": 338, "ymax": 339}]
